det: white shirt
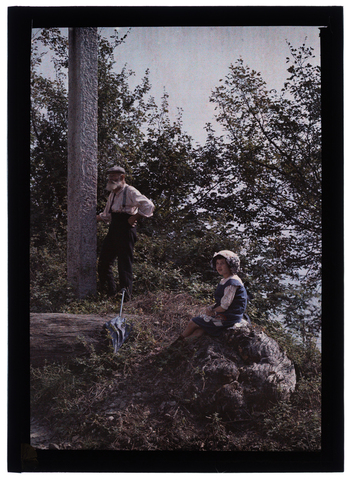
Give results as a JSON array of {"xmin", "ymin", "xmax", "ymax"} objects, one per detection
[
  {"xmin": 99, "ymin": 184, "xmax": 155, "ymax": 223},
  {"xmin": 219, "ymin": 275, "xmax": 243, "ymax": 310}
]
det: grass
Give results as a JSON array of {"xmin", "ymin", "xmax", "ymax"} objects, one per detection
[{"xmin": 30, "ymin": 291, "xmax": 321, "ymax": 452}]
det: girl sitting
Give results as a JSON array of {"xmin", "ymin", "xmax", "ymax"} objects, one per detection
[{"xmin": 174, "ymin": 250, "xmax": 248, "ymax": 342}]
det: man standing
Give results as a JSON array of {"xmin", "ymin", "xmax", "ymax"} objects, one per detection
[{"xmin": 97, "ymin": 165, "xmax": 154, "ymax": 299}]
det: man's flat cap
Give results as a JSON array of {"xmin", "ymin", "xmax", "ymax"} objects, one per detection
[{"xmin": 107, "ymin": 165, "xmax": 126, "ymax": 174}]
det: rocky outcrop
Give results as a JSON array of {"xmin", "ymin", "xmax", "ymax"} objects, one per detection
[
  {"xmin": 172, "ymin": 321, "xmax": 296, "ymax": 418},
  {"xmin": 30, "ymin": 313, "xmax": 298, "ymax": 449},
  {"xmin": 30, "ymin": 313, "xmax": 296, "ymax": 419}
]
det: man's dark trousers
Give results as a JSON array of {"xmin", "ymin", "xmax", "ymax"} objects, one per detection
[{"xmin": 98, "ymin": 212, "xmax": 137, "ymax": 297}]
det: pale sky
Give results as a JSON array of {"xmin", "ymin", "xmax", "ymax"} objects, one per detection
[
  {"xmin": 34, "ymin": 25, "xmax": 321, "ymax": 145},
  {"xmin": 101, "ymin": 26, "xmax": 321, "ymax": 144}
]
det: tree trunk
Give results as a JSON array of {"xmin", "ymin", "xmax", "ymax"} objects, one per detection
[
  {"xmin": 67, "ymin": 27, "xmax": 98, "ymax": 298},
  {"xmin": 30, "ymin": 313, "xmax": 116, "ymax": 367}
]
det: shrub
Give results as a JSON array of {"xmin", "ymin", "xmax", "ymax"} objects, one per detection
[
  {"xmin": 263, "ymin": 399, "xmax": 321, "ymax": 451},
  {"xmin": 30, "ymin": 235, "xmax": 75, "ymax": 312}
]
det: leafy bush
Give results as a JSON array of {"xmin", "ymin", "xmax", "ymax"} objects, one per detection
[
  {"xmin": 262, "ymin": 319, "xmax": 321, "ymax": 378},
  {"xmin": 259, "ymin": 327, "xmax": 321, "ymax": 451},
  {"xmin": 263, "ymin": 388, "xmax": 321, "ymax": 451},
  {"xmin": 30, "ymin": 233, "xmax": 75, "ymax": 312}
]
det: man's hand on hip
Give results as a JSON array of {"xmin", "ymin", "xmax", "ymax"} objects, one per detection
[{"xmin": 128, "ymin": 214, "xmax": 140, "ymax": 227}]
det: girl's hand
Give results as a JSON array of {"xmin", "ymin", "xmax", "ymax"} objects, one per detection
[{"xmin": 206, "ymin": 306, "xmax": 215, "ymax": 316}]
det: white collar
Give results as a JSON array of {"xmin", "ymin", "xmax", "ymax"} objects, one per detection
[{"xmin": 220, "ymin": 275, "xmax": 242, "ymax": 285}]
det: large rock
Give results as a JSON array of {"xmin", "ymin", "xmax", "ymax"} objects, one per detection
[{"xmin": 177, "ymin": 322, "xmax": 296, "ymax": 418}]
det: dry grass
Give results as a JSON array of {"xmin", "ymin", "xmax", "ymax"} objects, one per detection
[
  {"xmin": 125, "ymin": 291, "xmax": 208, "ymax": 342},
  {"xmin": 30, "ymin": 291, "xmax": 321, "ymax": 453}
]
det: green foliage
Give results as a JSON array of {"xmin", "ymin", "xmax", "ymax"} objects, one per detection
[
  {"xmin": 30, "ymin": 348, "xmax": 119, "ymax": 440},
  {"xmin": 29, "ymin": 31, "xmax": 322, "ymax": 451},
  {"xmin": 256, "ymin": 322, "xmax": 321, "ymax": 451},
  {"xmin": 97, "ymin": 31, "xmax": 153, "ymax": 207},
  {"xmin": 208, "ymin": 42, "xmax": 321, "ymax": 336},
  {"xmin": 30, "ymin": 28, "xmax": 321, "ymax": 338},
  {"xmin": 30, "ymin": 363, "xmax": 74, "ymax": 408},
  {"xmin": 263, "ymin": 401, "xmax": 321, "ymax": 451},
  {"xmin": 132, "ymin": 225, "xmax": 244, "ymax": 298},
  {"xmin": 254, "ymin": 320, "xmax": 321, "ymax": 451},
  {"xmin": 30, "ymin": 291, "xmax": 321, "ymax": 451},
  {"xmin": 262, "ymin": 318, "xmax": 321, "ymax": 376},
  {"xmin": 132, "ymin": 93, "xmax": 196, "ymax": 229},
  {"xmin": 263, "ymin": 368, "xmax": 321, "ymax": 451},
  {"xmin": 30, "ymin": 231, "xmax": 74, "ymax": 312},
  {"xmin": 31, "ymin": 29, "xmax": 69, "ymax": 243}
]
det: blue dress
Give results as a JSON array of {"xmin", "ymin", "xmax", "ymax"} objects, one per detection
[{"xmin": 192, "ymin": 278, "xmax": 248, "ymax": 336}]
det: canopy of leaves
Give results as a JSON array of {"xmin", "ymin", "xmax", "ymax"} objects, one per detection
[
  {"xmin": 206, "ymin": 43, "xmax": 321, "ymax": 334},
  {"xmin": 30, "ymin": 28, "xmax": 321, "ymax": 338}
]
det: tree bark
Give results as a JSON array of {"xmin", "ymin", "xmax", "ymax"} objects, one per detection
[
  {"xmin": 67, "ymin": 27, "xmax": 98, "ymax": 298},
  {"xmin": 30, "ymin": 313, "xmax": 116, "ymax": 367}
]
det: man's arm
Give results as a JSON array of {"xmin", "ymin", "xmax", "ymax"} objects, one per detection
[
  {"xmin": 127, "ymin": 187, "xmax": 155, "ymax": 226},
  {"xmin": 97, "ymin": 193, "xmax": 114, "ymax": 223},
  {"xmin": 127, "ymin": 212, "xmax": 142, "ymax": 227}
]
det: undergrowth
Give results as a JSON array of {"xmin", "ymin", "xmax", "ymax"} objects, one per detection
[{"xmin": 30, "ymin": 291, "xmax": 321, "ymax": 452}]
